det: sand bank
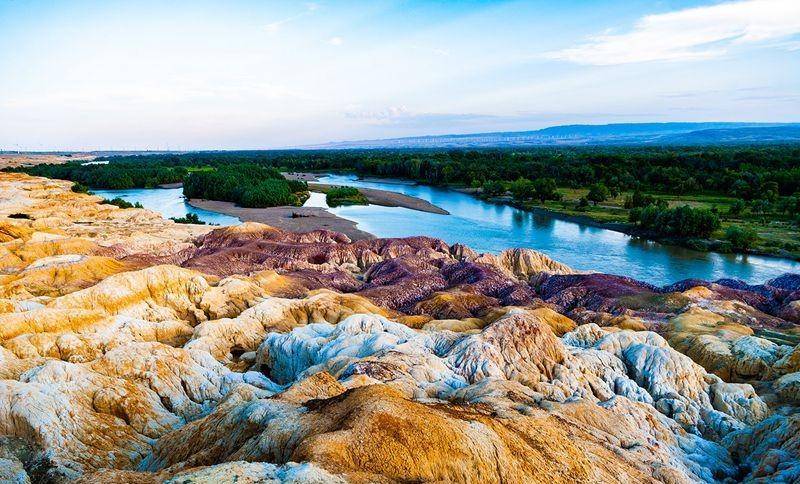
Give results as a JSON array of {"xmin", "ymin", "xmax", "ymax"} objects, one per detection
[
  {"xmin": 187, "ymin": 199, "xmax": 374, "ymax": 241},
  {"xmin": 309, "ymin": 183, "xmax": 449, "ymax": 215}
]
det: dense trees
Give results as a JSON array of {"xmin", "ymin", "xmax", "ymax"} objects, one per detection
[
  {"xmin": 182, "ymin": 165, "xmax": 304, "ymax": 208},
  {"xmin": 18, "ymin": 162, "xmax": 186, "ymax": 189},
  {"xmin": 15, "ymin": 146, "xmax": 799, "ymax": 202},
  {"xmin": 37, "ymin": 145, "xmax": 790, "ymax": 200},
  {"xmin": 630, "ymin": 204, "xmax": 720, "ymax": 238}
]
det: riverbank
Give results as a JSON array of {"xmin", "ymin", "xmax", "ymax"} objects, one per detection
[
  {"xmin": 308, "ymin": 183, "xmax": 449, "ymax": 215},
  {"xmin": 328, "ymin": 170, "xmax": 799, "ymax": 261},
  {"xmin": 498, "ymin": 197, "xmax": 800, "ymax": 262},
  {"xmin": 187, "ymin": 199, "xmax": 374, "ymax": 241}
]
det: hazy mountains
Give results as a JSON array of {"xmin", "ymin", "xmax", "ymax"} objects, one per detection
[{"xmin": 309, "ymin": 122, "xmax": 800, "ymax": 149}]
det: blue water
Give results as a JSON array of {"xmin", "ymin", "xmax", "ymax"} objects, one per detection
[
  {"xmin": 91, "ymin": 187, "xmax": 240, "ymax": 226},
  {"xmin": 91, "ymin": 178, "xmax": 799, "ymax": 285},
  {"xmin": 316, "ymin": 174, "xmax": 800, "ymax": 285}
]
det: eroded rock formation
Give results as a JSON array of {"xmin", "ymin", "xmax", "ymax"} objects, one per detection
[{"xmin": 1, "ymin": 172, "xmax": 799, "ymax": 483}]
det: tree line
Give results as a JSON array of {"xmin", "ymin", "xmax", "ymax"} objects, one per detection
[
  {"xmin": 75, "ymin": 145, "xmax": 800, "ymax": 200},
  {"xmin": 9, "ymin": 145, "xmax": 799, "ymax": 239},
  {"xmin": 17, "ymin": 161, "xmax": 186, "ymax": 189}
]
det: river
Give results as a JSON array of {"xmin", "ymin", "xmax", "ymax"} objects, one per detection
[
  {"xmin": 314, "ymin": 174, "xmax": 800, "ymax": 285},
  {"xmin": 90, "ymin": 187, "xmax": 241, "ymax": 226},
  {"xmin": 92, "ymin": 177, "xmax": 800, "ymax": 285}
]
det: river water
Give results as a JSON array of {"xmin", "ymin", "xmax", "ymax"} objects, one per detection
[
  {"xmin": 90, "ymin": 187, "xmax": 241, "ymax": 226},
  {"xmin": 92, "ymin": 177, "xmax": 799, "ymax": 285},
  {"xmin": 315, "ymin": 174, "xmax": 800, "ymax": 285}
]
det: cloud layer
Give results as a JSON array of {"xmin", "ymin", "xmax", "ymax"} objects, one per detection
[{"xmin": 548, "ymin": 0, "xmax": 800, "ymax": 65}]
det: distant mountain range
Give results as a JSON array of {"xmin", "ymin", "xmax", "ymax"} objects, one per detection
[{"xmin": 306, "ymin": 122, "xmax": 800, "ymax": 149}]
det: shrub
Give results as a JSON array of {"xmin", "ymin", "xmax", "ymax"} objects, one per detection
[
  {"xmin": 286, "ymin": 179, "xmax": 309, "ymax": 193},
  {"xmin": 71, "ymin": 182, "xmax": 89, "ymax": 193},
  {"xmin": 101, "ymin": 198, "xmax": 143, "ymax": 209},
  {"xmin": 170, "ymin": 213, "xmax": 206, "ymax": 224},
  {"xmin": 326, "ymin": 186, "xmax": 368, "ymax": 207},
  {"xmin": 724, "ymin": 225, "xmax": 759, "ymax": 251},
  {"xmin": 624, "ymin": 189, "xmax": 659, "ymax": 209},
  {"xmin": 628, "ymin": 207, "xmax": 642, "ymax": 224},
  {"xmin": 728, "ymin": 199, "xmax": 746, "ymax": 216}
]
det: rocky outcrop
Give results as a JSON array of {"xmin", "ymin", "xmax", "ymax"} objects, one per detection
[
  {"xmin": 1, "ymin": 172, "xmax": 799, "ymax": 482},
  {"xmin": 724, "ymin": 413, "xmax": 800, "ymax": 482},
  {"xmin": 469, "ymin": 247, "xmax": 578, "ymax": 279}
]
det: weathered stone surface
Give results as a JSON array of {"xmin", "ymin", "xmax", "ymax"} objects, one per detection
[{"xmin": 0, "ymin": 172, "xmax": 799, "ymax": 482}]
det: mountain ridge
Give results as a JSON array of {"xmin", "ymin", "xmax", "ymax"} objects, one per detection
[{"xmin": 305, "ymin": 122, "xmax": 800, "ymax": 149}]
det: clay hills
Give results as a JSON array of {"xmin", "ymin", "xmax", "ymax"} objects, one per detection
[{"xmin": 1, "ymin": 172, "xmax": 799, "ymax": 483}]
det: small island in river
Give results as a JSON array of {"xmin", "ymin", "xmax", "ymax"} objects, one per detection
[{"xmin": 188, "ymin": 198, "xmax": 375, "ymax": 240}]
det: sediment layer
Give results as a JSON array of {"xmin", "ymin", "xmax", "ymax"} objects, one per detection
[{"xmin": 0, "ymin": 172, "xmax": 799, "ymax": 483}]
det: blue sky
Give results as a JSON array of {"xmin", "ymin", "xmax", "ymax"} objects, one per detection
[{"xmin": 1, "ymin": 0, "xmax": 798, "ymax": 150}]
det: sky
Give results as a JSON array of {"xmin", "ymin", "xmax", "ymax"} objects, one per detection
[{"xmin": 1, "ymin": 0, "xmax": 799, "ymax": 150}]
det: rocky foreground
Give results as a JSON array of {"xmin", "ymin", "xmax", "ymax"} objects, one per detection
[{"xmin": 1, "ymin": 172, "xmax": 799, "ymax": 483}]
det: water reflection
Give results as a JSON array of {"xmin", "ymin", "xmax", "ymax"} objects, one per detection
[
  {"xmin": 530, "ymin": 213, "xmax": 555, "ymax": 231},
  {"xmin": 319, "ymin": 174, "xmax": 800, "ymax": 285}
]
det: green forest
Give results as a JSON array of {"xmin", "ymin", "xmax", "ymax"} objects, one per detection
[
  {"xmin": 8, "ymin": 145, "xmax": 800, "ymax": 258},
  {"xmin": 19, "ymin": 161, "xmax": 187, "ymax": 189},
  {"xmin": 182, "ymin": 164, "xmax": 308, "ymax": 208}
]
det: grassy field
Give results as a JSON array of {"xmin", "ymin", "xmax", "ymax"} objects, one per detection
[
  {"xmin": 516, "ymin": 189, "xmax": 800, "ymax": 260},
  {"xmin": 186, "ymin": 166, "xmax": 215, "ymax": 173}
]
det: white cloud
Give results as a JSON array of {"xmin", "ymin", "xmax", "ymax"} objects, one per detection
[
  {"xmin": 264, "ymin": 3, "xmax": 319, "ymax": 34},
  {"xmin": 547, "ymin": 0, "xmax": 800, "ymax": 65},
  {"xmin": 345, "ymin": 105, "xmax": 411, "ymax": 123},
  {"xmin": 777, "ymin": 39, "xmax": 800, "ymax": 51},
  {"xmin": 328, "ymin": 36, "xmax": 343, "ymax": 46}
]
